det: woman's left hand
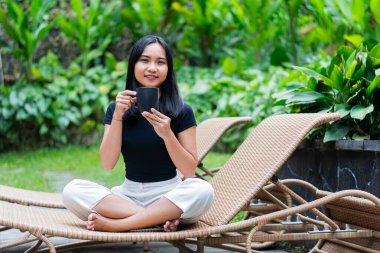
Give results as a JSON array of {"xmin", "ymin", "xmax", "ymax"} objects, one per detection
[{"xmin": 142, "ymin": 108, "xmax": 174, "ymax": 140}]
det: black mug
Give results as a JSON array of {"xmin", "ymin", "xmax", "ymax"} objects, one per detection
[{"xmin": 137, "ymin": 87, "xmax": 159, "ymax": 113}]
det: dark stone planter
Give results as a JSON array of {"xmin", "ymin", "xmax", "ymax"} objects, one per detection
[{"xmin": 278, "ymin": 140, "xmax": 380, "ymax": 198}]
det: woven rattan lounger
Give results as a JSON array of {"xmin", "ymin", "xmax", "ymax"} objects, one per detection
[
  {"xmin": 247, "ymin": 178, "xmax": 380, "ymax": 252},
  {"xmin": 7, "ymin": 113, "xmax": 379, "ymax": 253},
  {"xmin": 0, "ymin": 116, "xmax": 251, "ymax": 209}
]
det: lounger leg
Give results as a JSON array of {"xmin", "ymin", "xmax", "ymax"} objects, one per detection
[
  {"xmin": 196, "ymin": 237, "xmax": 205, "ymax": 253},
  {"xmin": 25, "ymin": 240, "xmax": 43, "ymax": 253},
  {"xmin": 169, "ymin": 240, "xmax": 194, "ymax": 253},
  {"xmin": 26, "ymin": 233, "xmax": 56, "ymax": 253},
  {"xmin": 143, "ymin": 241, "xmax": 149, "ymax": 251}
]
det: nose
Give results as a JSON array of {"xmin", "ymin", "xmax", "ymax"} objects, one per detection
[{"xmin": 147, "ymin": 62, "xmax": 157, "ymax": 72}]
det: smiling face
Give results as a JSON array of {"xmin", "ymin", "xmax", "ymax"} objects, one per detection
[{"xmin": 134, "ymin": 43, "xmax": 168, "ymax": 88}]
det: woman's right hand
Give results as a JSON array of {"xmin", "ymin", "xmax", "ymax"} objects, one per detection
[{"xmin": 114, "ymin": 90, "xmax": 137, "ymax": 119}]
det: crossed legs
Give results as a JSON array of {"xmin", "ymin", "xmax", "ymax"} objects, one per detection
[
  {"xmin": 88, "ymin": 194, "xmax": 182, "ymax": 232},
  {"xmin": 63, "ymin": 178, "xmax": 214, "ymax": 233}
]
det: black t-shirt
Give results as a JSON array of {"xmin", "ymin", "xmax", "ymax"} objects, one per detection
[{"xmin": 104, "ymin": 102, "xmax": 196, "ymax": 182}]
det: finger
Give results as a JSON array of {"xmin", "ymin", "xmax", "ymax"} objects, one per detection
[
  {"xmin": 117, "ymin": 94, "xmax": 133, "ymax": 100},
  {"xmin": 116, "ymin": 100, "xmax": 131, "ymax": 107},
  {"xmin": 150, "ymin": 108, "xmax": 167, "ymax": 119},
  {"xmin": 120, "ymin": 90, "xmax": 137, "ymax": 96},
  {"xmin": 143, "ymin": 111, "xmax": 161, "ymax": 122},
  {"xmin": 142, "ymin": 113, "xmax": 160, "ymax": 126}
]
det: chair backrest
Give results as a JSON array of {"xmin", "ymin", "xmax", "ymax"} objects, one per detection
[
  {"xmin": 196, "ymin": 117, "xmax": 251, "ymax": 162},
  {"xmin": 200, "ymin": 113, "xmax": 340, "ymax": 226}
]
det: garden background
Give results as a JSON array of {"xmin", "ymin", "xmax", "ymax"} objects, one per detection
[
  {"xmin": 0, "ymin": 1, "xmax": 380, "ymax": 252},
  {"xmin": 0, "ymin": 0, "xmax": 380, "ymax": 196}
]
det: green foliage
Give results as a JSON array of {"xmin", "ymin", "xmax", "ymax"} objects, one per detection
[
  {"xmin": 274, "ymin": 43, "xmax": 380, "ymax": 141},
  {"xmin": 121, "ymin": 0, "xmax": 184, "ymax": 46},
  {"xmin": 0, "ymin": 55, "xmax": 127, "ymax": 150},
  {"xmin": 334, "ymin": 0, "xmax": 380, "ymax": 46},
  {"xmin": 58, "ymin": 0, "xmax": 121, "ymax": 71},
  {"xmin": 177, "ymin": 65, "xmax": 302, "ymax": 151},
  {"xmin": 2, "ymin": 0, "xmax": 380, "ymax": 151},
  {"xmin": 239, "ymin": 0, "xmax": 283, "ymax": 65},
  {"xmin": 0, "ymin": 0, "xmax": 58, "ymax": 80},
  {"xmin": 173, "ymin": 0, "xmax": 241, "ymax": 67}
]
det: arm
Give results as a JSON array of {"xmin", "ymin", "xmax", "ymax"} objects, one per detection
[
  {"xmin": 99, "ymin": 122, "xmax": 122, "ymax": 170},
  {"xmin": 99, "ymin": 90, "xmax": 136, "ymax": 170},
  {"xmin": 142, "ymin": 108, "xmax": 198, "ymax": 178},
  {"xmin": 163, "ymin": 126, "xmax": 197, "ymax": 178}
]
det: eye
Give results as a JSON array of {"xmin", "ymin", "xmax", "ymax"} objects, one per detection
[
  {"xmin": 140, "ymin": 58, "xmax": 149, "ymax": 63},
  {"xmin": 158, "ymin": 61, "xmax": 166, "ymax": 65}
]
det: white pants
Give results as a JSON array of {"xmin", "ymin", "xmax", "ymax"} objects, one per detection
[{"xmin": 62, "ymin": 175, "xmax": 214, "ymax": 225}]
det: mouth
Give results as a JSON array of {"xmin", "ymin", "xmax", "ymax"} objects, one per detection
[{"xmin": 144, "ymin": 75, "xmax": 158, "ymax": 80}]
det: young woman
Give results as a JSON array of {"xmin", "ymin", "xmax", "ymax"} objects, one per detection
[{"xmin": 62, "ymin": 35, "xmax": 214, "ymax": 232}]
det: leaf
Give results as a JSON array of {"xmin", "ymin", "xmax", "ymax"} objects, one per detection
[
  {"xmin": 35, "ymin": 18, "xmax": 59, "ymax": 44},
  {"xmin": 86, "ymin": 49, "xmax": 103, "ymax": 62},
  {"xmin": 335, "ymin": 103, "xmax": 351, "ymax": 118},
  {"xmin": 88, "ymin": 0, "xmax": 100, "ymax": 27},
  {"xmin": 369, "ymin": 43, "xmax": 380, "ymax": 58},
  {"xmin": 9, "ymin": 91, "xmax": 18, "ymax": 107},
  {"xmin": 352, "ymin": 133, "xmax": 370, "ymax": 140},
  {"xmin": 16, "ymin": 109, "xmax": 29, "ymax": 120},
  {"xmin": 330, "ymin": 65, "xmax": 344, "ymax": 91},
  {"xmin": 105, "ymin": 52, "xmax": 117, "ymax": 71},
  {"xmin": 334, "ymin": 0, "xmax": 356, "ymax": 28},
  {"xmin": 70, "ymin": 0, "xmax": 83, "ymax": 22},
  {"xmin": 286, "ymin": 91, "xmax": 329, "ymax": 105},
  {"xmin": 293, "ymin": 66, "xmax": 334, "ymax": 88},
  {"xmin": 39, "ymin": 124, "xmax": 49, "ymax": 135},
  {"xmin": 223, "ymin": 57, "xmax": 237, "ymax": 75},
  {"xmin": 344, "ymin": 34, "xmax": 365, "ymax": 47},
  {"xmin": 351, "ymin": 64, "xmax": 365, "ymax": 81},
  {"xmin": 350, "ymin": 104, "xmax": 374, "ymax": 120},
  {"xmin": 293, "ymin": 66, "xmax": 320, "ymax": 79},
  {"xmin": 58, "ymin": 19, "xmax": 77, "ymax": 42},
  {"xmin": 25, "ymin": 103, "xmax": 38, "ymax": 115},
  {"xmin": 30, "ymin": 0, "xmax": 43, "ymax": 18},
  {"xmin": 58, "ymin": 116, "xmax": 70, "ymax": 129},
  {"xmin": 370, "ymin": 0, "xmax": 380, "ymax": 24},
  {"xmin": 8, "ymin": 1, "xmax": 23, "ymax": 22},
  {"xmin": 351, "ymin": 0, "xmax": 365, "ymax": 29},
  {"xmin": 337, "ymin": 45, "xmax": 355, "ymax": 61},
  {"xmin": 345, "ymin": 59, "xmax": 358, "ymax": 79},
  {"xmin": 324, "ymin": 121, "xmax": 350, "ymax": 142},
  {"xmin": 0, "ymin": 8, "xmax": 20, "ymax": 43}
]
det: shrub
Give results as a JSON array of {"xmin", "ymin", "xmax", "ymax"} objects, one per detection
[
  {"xmin": 0, "ymin": 54, "xmax": 126, "ymax": 150},
  {"xmin": 274, "ymin": 43, "xmax": 380, "ymax": 141}
]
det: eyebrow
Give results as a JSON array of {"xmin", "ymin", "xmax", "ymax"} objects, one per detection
[{"xmin": 140, "ymin": 55, "xmax": 167, "ymax": 61}]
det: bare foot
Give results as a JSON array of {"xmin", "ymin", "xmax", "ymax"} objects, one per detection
[
  {"xmin": 87, "ymin": 212, "xmax": 126, "ymax": 232},
  {"xmin": 163, "ymin": 219, "xmax": 180, "ymax": 232}
]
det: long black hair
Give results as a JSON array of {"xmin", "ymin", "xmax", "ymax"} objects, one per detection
[{"xmin": 125, "ymin": 35, "xmax": 183, "ymax": 119}]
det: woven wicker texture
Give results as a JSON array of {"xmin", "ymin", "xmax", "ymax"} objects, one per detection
[
  {"xmin": 0, "ymin": 116, "xmax": 251, "ymax": 209},
  {"xmin": 0, "ymin": 185, "xmax": 62, "ymax": 208},
  {"xmin": 343, "ymin": 238, "xmax": 380, "ymax": 250},
  {"xmin": 0, "ymin": 201, "xmax": 211, "ymax": 242},
  {"xmin": 196, "ymin": 116, "xmax": 251, "ymax": 162},
  {"xmin": 201, "ymin": 113, "xmax": 340, "ymax": 226},
  {"xmin": 317, "ymin": 191, "xmax": 380, "ymax": 232},
  {"xmin": 320, "ymin": 241, "xmax": 362, "ymax": 253}
]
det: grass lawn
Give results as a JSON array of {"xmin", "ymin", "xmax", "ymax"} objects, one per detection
[{"xmin": 0, "ymin": 144, "xmax": 231, "ymax": 192}]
